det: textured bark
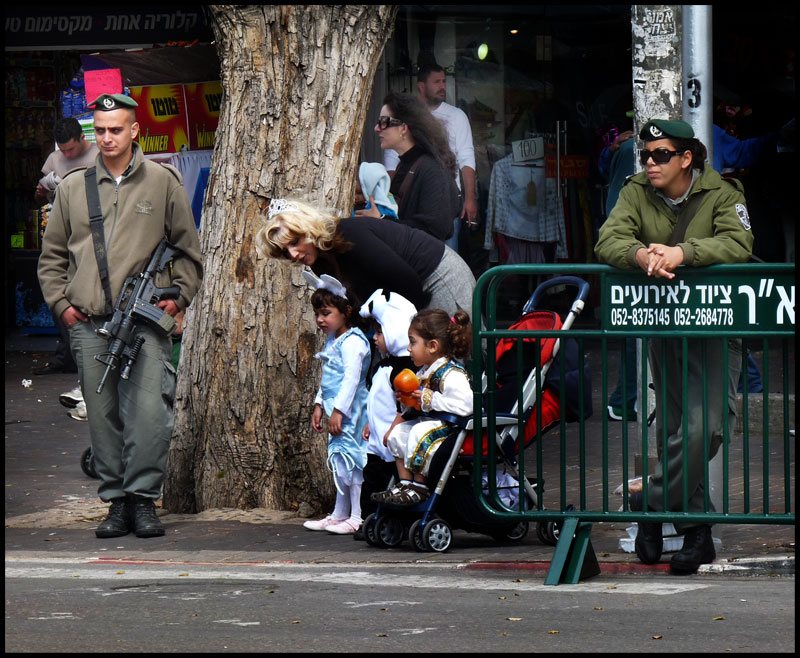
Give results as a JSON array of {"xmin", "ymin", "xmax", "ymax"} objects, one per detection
[{"xmin": 164, "ymin": 5, "xmax": 396, "ymax": 513}]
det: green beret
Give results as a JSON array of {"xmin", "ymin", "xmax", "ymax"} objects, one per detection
[
  {"xmin": 88, "ymin": 93, "xmax": 138, "ymax": 112},
  {"xmin": 639, "ymin": 119, "xmax": 694, "ymax": 141}
]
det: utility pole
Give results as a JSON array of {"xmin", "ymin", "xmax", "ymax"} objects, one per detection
[
  {"xmin": 630, "ymin": 5, "xmax": 684, "ymax": 475},
  {"xmin": 630, "ymin": 5, "xmax": 722, "ymax": 542}
]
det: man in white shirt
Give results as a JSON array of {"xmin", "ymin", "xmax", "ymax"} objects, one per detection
[
  {"xmin": 384, "ymin": 64, "xmax": 477, "ymax": 252},
  {"xmin": 36, "ymin": 118, "xmax": 99, "ymax": 204}
]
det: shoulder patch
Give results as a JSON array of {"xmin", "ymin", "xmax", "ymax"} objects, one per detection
[{"xmin": 735, "ymin": 203, "xmax": 751, "ymax": 230}]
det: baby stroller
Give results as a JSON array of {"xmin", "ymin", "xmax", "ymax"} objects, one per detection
[{"xmin": 362, "ymin": 276, "xmax": 592, "ymax": 552}]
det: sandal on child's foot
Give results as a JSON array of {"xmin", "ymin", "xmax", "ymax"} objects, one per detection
[
  {"xmin": 370, "ymin": 484, "xmax": 405, "ymax": 503},
  {"xmin": 387, "ymin": 483, "xmax": 430, "ymax": 506}
]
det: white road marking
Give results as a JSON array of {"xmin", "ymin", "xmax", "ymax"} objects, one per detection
[{"xmin": 5, "ymin": 559, "xmax": 710, "ymax": 595}]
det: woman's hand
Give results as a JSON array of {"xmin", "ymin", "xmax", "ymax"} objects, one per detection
[
  {"xmin": 362, "ymin": 424, "xmax": 371, "ymax": 441},
  {"xmin": 637, "ymin": 243, "xmax": 684, "ymax": 279},
  {"xmin": 354, "ymin": 196, "xmax": 382, "ymax": 218}
]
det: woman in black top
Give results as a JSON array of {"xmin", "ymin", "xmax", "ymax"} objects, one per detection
[
  {"xmin": 357, "ymin": 92, "xmax": 460, "ymax": 242},
  {"xmin": 256, "ymin": 198, "xmax": 475, "ymax": 319}
]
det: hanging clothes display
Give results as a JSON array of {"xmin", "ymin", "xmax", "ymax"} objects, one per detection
[{"xmin": 484, "ymin": 152, "xmax": 568, "ymax": 261}]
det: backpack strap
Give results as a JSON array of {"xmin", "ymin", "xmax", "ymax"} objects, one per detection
[
  {"xmin": 84, "ymin": 167, "xmax": 114, "ymax": 315},
  {"xmin": 396, "ymin": 154, "xmax": 425, "ymax": 218}
]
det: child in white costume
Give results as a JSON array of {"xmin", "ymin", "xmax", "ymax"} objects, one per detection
[
  {"xmin": 301, "ymin": 272, "xmax": 370, "ymax": 535},
  {"xmin": 373, "ymin": 308, "xmax": 473, "ymax": 506},
  {"xmin": 358, "ymin": 290, "xmax": 418, "ymax": 515}
]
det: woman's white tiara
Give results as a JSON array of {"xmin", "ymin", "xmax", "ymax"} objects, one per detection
[{"xmin": 268, "ymin": 198, "xmax": 299, "ymax": 221}]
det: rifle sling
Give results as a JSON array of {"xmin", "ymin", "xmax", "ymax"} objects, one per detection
[
  {"xmin": 84, "ymin": 167, "xmax": 114, "ymax": 315},
  {"xmin": 666, "ymin": 188, "xmax": 709, "ymax": 247}
]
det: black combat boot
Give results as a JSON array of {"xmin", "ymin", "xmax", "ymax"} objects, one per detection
[
  {"xmin": 629, "ymin": 491, "xmax": 663, "ymax": 564},
  {"xmin": 128, "ymin": 495, "xmax": 165, "ymax": 538},
  {"xmin": 95, "ymin": 498, "xmax": 132, "ymax": 538},
  {"xmin": 670, "ymin": 524, "xmax": 715, "ymax": 574},
  {"xmin": 635, "ymin": 521, "xmax": 664, "ymax": 564}
]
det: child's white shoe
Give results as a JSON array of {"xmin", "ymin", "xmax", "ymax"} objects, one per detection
[
  {"xmin": 326, "ymin": 518, "xmax": 362, "ymax": 535},
  {"xmin": 303, "ymin": 515, "xmax": 345, "ymax": 531}
]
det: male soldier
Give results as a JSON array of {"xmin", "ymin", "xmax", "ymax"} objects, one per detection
[
  {"xmin": 38, "ymin": 94, "xmax": 203, "ymax": 539},
  {"xmin": 384, "ymin": 63, "xmax": 477, "ymax": 252}
]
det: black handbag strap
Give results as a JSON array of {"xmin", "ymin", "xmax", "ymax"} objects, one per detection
[
  {"xmin": 84, "ymin": 167, "xmax": 114, "ymax": 315},
  {"xmin": 667, "ymin": 189, "xmax": 709, "ymax": 247}
]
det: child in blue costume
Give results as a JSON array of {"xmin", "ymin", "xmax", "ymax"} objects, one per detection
[{"xmin": 302, "ymin": 272, "xmax": 370, "ymax": 535}]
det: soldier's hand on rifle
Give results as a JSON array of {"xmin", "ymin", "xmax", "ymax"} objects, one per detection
[
  {"xmin": 61, "ymin": 306, "xmax": 88, "ymax": 328},
  {"xmin": 157, "ymin": 299, "xmax": 180, "ymax": 317}
]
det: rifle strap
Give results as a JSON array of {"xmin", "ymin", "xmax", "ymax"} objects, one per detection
[
  {"xmin": 666, "ymin": 189, "xmax": 709, "ymax": 247},
  {"xmin": 84, "ymin": 167, "xmax": 114, "ymax": 315}
]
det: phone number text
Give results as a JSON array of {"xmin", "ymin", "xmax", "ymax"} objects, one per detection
[{"xmin": 609, "ymin": 307, "xmax": 735, "ymax": 327}]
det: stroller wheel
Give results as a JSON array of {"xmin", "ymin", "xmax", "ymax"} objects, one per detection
[
  {"xmin": 80, "ymin": 447, "xmax": 99, "ymax": 479},
  {"xmin": 363, "ymin": 513, "xmax": 382, "ymax": 547},
  {"xmin": 536, "ymin": 504, "xmax": 575, "ymax": 546},
  {"xmin": 492, "ymin": 521, "xmax": 529, "ymax": 543},
  {"xmin": 422, "ymin": 518, "xmax": 452, "ymax": 553},
  {"xmin": 536, "ymin": 521, "xmax": 559, "ymax": 546},
  {"xmin": 408, "ymin": 518, "xmax": 428, "ymax": 552},
  {"xmin": 375, "ymin": 515, "xmax": 404, "ymax": 548}
]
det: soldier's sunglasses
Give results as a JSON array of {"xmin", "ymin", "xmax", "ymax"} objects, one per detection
[
  {"xmin": 639, "ymin": 148, "xmax": 684, "ymax": 166},
  {"xmin": 376, "ymin": 116, "xmax": 404, "ymax": 131}
]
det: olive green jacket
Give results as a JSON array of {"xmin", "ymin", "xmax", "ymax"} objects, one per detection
[
  {"xmin": 594, "ymin": 163, "xmax": 753, "ymax": 269},
  {"xmin": 38, "ymin": 144, "xmax": 203, "ymax": 319}
]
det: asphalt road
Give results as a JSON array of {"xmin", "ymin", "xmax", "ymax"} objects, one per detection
[{"xmin": 5, "ymin": 558, "xmax": 795, "ymax": 653}]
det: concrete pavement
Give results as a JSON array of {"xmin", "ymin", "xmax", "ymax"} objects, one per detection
[{"xmin": 5, "ymin": 331, "xmax": 794, "ymax": 579}]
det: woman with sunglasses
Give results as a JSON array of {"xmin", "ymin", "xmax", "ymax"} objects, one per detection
[
  {"xmin": 595, "ymin": 118, "xmax": 753, "ymax": 575},
  {"xmin": 356, "ymin": 92, "xmax": 460, "ymax": 243}
]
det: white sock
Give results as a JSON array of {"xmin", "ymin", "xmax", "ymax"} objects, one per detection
[
  {"xmin": 349, "ymin": 481, "xmax": 363, "ymax": 522},
  {"xmin": 332, "ymin": 487, "xmax": 350, "ymax": 520}
]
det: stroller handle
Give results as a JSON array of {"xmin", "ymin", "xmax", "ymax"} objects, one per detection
[{"xmin": 523, "ymin": 276, "xmax": 590, "ymax": 314}]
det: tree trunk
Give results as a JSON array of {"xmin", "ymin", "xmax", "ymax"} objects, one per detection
[{"xmin": 164, "ymin": 5, "xmax": 397, "ymax": 514}]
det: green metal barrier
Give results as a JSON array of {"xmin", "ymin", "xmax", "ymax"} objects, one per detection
[{"xmin": 470, "ymin": 263, "xmax": 795, "ymax": 584}]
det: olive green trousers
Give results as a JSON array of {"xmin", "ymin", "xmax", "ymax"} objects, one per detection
[{"xmin": 69, "ymin": 320, "xmax": 176, "ymax": 502}]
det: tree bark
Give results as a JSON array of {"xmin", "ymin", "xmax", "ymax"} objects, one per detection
[{"xmin": 164, "ymin": 5, "xmax": 396, "ymax": 513}]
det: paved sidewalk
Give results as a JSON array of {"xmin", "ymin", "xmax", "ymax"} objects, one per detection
[{"xmin": 5, "ymin": 333, "xmax": 794, "ymax": 578}]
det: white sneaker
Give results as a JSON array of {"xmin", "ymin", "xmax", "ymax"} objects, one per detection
[
  {"xmin": 60, "ymin": 385, "xmax": 83, "ymax": 409},
  {"xmin": 68, "ymin": 400, "xmax": 87, "ymax": 421},
  {"xmin": 303, "ymin": 515, "xmax": 346, "ymax": 531},
  {"xmin": 326, "ymin": 518, "xmax": 362, "ymax": 535}
]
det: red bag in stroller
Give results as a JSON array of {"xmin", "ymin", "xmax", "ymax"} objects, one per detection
[{"xmin": 461, "ymin": 309, "xmax": 587, "ymax": 457}]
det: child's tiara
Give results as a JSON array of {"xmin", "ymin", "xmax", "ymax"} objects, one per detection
[
  {"xmin": 268, "ymin": 198, "xmax": 299, "ymax": 221},
  {"xmin": 301, "ymin": 270, "xmax": 348, "ymax": 300}
]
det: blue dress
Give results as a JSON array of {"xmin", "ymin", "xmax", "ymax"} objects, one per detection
[{"xmin": 315, "ymin": 327, "xmax": 370, "ymax": 491}]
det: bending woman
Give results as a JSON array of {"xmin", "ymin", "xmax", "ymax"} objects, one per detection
[{"xmin": 256, "ymin": 198, "xmax": 475, "ymax": 319}]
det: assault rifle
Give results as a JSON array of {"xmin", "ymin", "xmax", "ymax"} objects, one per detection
[{"xmin": 94, "ymin": 238, "xmax": 182, "ymax": 394}]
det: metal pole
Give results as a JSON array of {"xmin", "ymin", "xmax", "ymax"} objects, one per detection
[
  {"xmin": 682, "ymin": 5, "xmax": 713, "ymax": 165},
  {"xmin": 682, "ymin": 4, "xmax": 722, "ymax": 535}
]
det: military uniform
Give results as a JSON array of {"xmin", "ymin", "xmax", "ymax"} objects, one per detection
[
  {"xmin": 38, "ymin": 94, "xmax": 203, "ymax": 537},
  {"xmin": 594, "ymin": 118, "xmax": 754, "ymax": 571}
]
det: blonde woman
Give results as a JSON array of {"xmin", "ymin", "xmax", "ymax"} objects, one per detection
[{"xmin": 256, "ymin": 198, "xmax": 475, "ymax": 319}]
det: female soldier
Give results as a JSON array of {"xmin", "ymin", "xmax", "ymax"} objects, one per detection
[{"xmin": 595, "ymin": 119, "xmax": 753, "ymax": 573}]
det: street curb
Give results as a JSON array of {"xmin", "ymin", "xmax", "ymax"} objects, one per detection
[{"xmin": 8, "ymin": 553, "xmax": 791, "ymax": 577}]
